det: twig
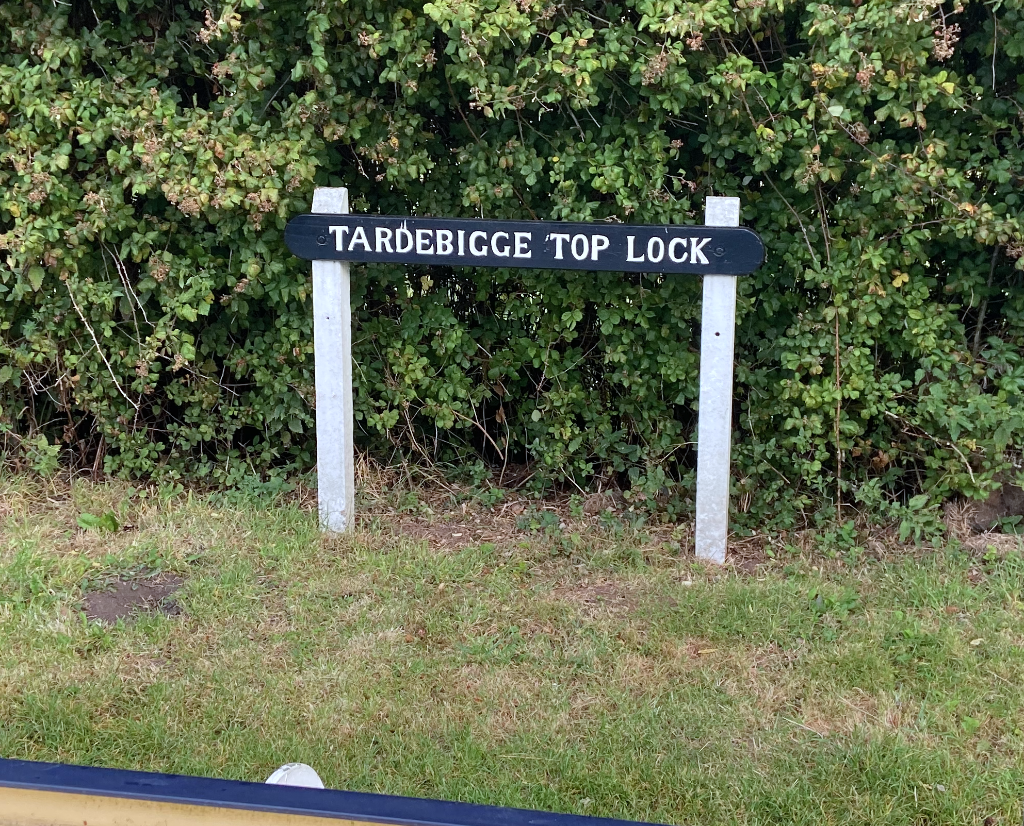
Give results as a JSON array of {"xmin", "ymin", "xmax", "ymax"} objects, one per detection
[
  {"xmin": 259, "ymin": 76, "xmax": 291, "ymax": 121},
  {"xmin": 986, "ymin": 668, "xmax": 1014, "ymax": 687},
  {"xmin": 814, "ymin": 182, "xmax": 832, "ymax": 265},
  {"xmin": 883, "ymin": 410, "xmax": 975, "ymax": 484},
  {"xmin": 499, "ymin": 413, "xmax": 511, "ymax": 486},
  {"xmin": 91, "ymin": 435, "xmax": 105, "ymax": 480},
  {"xmin": 971, "ymin": 245, "xmax": 999, "ymax": 360},
  {"xmin": 991, "ymin": 8, "xmax": 998, "ymax": 91},
  {"xmin": 107, "ymin": 243, "xmax": 148, "ymax": 319},
  {"xmin": 781, "ymin": 716, "xmax": 824, "ymax": 737},
  {"xmin": 452, "ymin": 409, "xmax": 506, "ymax": 463},
  {"xmin": 65, "ymin": 279, "xmax": 140, "ymax": 410},
  {"xmin": 561, "ymin": 102, "xmax": 587, "ymax": 142},
  {"xmin": 763, "ymin": 174, "xmax": 819, "ymax": 265},
  {"xmin": 838, "ymin": 693, "xmax": 880, "ymax": 723}
]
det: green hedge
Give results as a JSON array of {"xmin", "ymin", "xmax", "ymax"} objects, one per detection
[{"xmin": 1, "ymin": 0, "xmax": 1022, "ymax": 524}]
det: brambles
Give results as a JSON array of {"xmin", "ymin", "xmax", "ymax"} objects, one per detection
[{"xmin": 1, "ymin": 0, "xmax": 1022, "ymax": 526}]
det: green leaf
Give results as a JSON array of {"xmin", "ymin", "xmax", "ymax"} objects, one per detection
[{"xmin": 77, "ymin": 511, "xmax": 120, "ymax": 532}]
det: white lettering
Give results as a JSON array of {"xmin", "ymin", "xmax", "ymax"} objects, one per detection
[
  {"xmin": 491, "ymin": 232, "xmax": 510, "ymax": 257},
  {"xmin": 349, "ymin": 226, "xmax": 370, "ymax": 252},
  {"xmin": 375, "ymin": 227, "xmax": 393, "ymax": 253},
  {"xmin": 590, "ymin": 234, "xmax": 609, "ymax": 261},
  {"xmin": 328, "ymin": 226, "xmax": 350, "ymax": 251},
  {"xmin": 668, "ymin": 237, "xmax": 687, "ymax": 263},
  {"xmin": 550, "ymin": 233, "xmax": 571, "ymax": 260},
  {"xmin": 626, "ymin": 235, "xmax": 645, "ymax": 263},
  {"xmin": 691, "ymin": 237, "xmax": 710, "ymax": 265},
  {"xmin": 514, "ymin": 232, "xmax": 532, "ymax": 258},
  {"xmin": 416, "ymin": 229, "xmax": 433, "ymax": 255},
  {"xmin": 395, "ymin": 228, "xmax": 413, "ymax": 253},
  {"xmin": 458, "ymin": 229, "xmax": 466, "ymax": 256},
  {"xmin": 647, "ymin": 237, "xmax": 665, "ymax": 263},
  {"xmin": 436, "ymin": 230, "xmax": 453, "ymax": 255},
  {"xmin": 469, "ymin": 231, "xmax": 488, "ymax": 256},
  {"xmin": 571, "ymin": 234, "xmax": 589, "ymax": 261}
]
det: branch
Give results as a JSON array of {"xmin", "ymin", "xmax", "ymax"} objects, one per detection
[
  {"xmin": 65, "ymin": 279, "xmax": 140, "ymax": 411},
  {"xmin": 883, "ymin": 410, "xmax": 976, "ymax": 485},
  {"xmin": 971, "ymin": 245, "xmax": 1000, "ymax": 360}
]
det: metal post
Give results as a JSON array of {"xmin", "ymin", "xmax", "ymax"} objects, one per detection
[
  {"xmin": 695, "ymin": 196, "xmax": 740, "ymax": 563},
  {"xmin": 311, "ymin": 188, "xmax": 355, "ymax": 532}
]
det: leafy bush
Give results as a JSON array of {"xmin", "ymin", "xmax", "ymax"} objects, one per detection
[{"xmin": 1, "ymin": 0, "xmax": 1022, "ymax": 525}]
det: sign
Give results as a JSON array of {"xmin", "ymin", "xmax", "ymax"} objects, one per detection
[
  {"xmin": 285, "ymin": 215, "xmax": 764, "ymax": 275},
  {"xmin": 0, "ymin": 758, "xmax": 666, "ymax": 826},
  {"xmin": 296, "ymin": 191, "xmax": 759, "ymax": 564}
]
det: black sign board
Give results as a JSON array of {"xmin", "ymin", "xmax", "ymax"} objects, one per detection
[{"xmin": 285, "ymin": 215, "xmax": 763, "ymax": 275}]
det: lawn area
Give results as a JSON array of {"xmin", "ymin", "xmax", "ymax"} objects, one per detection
[{"xmin": 0, "ymin": 474, "xmax": 1022, "ymax": 825}]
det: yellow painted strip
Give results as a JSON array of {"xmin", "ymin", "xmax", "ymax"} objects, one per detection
[{"xmin": 0, "ymin": 786, "xmax": 379, "ymax": 826}]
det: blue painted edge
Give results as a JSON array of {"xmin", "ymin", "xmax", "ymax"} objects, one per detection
[{"xmin": 0, "ymin": 758, "xmax": 669, "ymax": 826}]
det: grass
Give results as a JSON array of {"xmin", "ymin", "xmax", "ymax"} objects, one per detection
[{"xmin": 1, "ymin": 474, "xmax": 1023, "ymax": 825}]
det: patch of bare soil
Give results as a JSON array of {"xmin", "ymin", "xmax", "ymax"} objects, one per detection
[
  {"xmin": 729, "ymin": 535, "xmax": 770, "ymax": 573},
  {"xmin": 944, "ymin": 497, "xmax": 1024, "ymax": 555},
  {"xmin": 550, "ymin": 579, "xmax": 640, "ymax": 616},
  {"xmin": 386, "ymin": 508, "xmax": 518, "ymax": 551},
  {"xmin": 969, "ymin": 480, "xmax": 1024, "ymax": 532},
  {"xmin": 83, "ymin": 574, "xmax": 183, "ymax": 624},
  {"xmin": 350, "ymin": 465, "xmax": 685, "ymax": 557},
  {"xmin": 342, "ymin": 460, "xmax": 1020, "ymax": 563},
  {"xmin": 362, "ymin": 491, "xmax": 651, "ymax": 554}
]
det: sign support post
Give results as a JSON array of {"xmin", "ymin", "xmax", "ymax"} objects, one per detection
[
  {"xmin": 312, "ymin": 187, "xmax": 355, "ymax": 532},
  {"xmin": 694, "ymin": 196, "xmax": 740, "ymax": 563}
]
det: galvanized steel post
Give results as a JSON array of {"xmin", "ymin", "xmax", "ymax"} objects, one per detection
[
  {"xmin": 695, "ymin": 196, "xmax": 741, "ymax": 563},
  {"xmin": 312, "ymin": 188, "xmax": 355, "ymax": 532}
]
